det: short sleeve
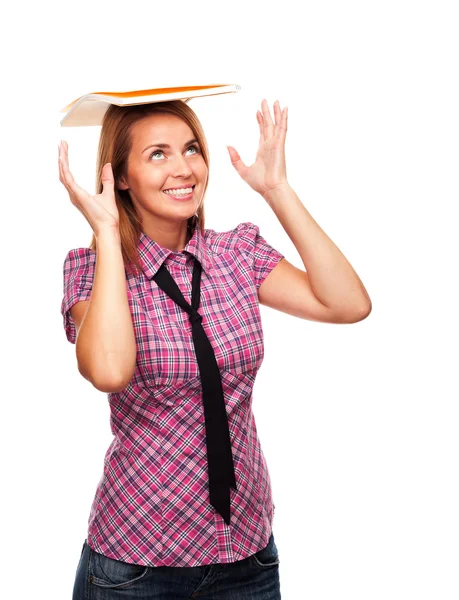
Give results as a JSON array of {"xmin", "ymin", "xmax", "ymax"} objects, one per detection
[
  {"xmin": 61, "ymin": 248, "xmax": 96, "ymax": 344},
  {"xmin": 236, "ymin": 221, "xmax": 285, "ymax": 290}
]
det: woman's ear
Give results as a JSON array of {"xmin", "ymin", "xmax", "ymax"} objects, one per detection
[{"xmin": 118, "ymin": 176, "xmax": 129, "ymax": 191}]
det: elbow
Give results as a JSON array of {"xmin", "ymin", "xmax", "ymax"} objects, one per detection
[
  {"xmin": 78, "ymin": 364, "xmax": 132, "ymax": 393},
  {"xmin": 353, "ymin": 301, "xmax": 372, "ymax": 322},
  {"xmin": 91, "ymin": 373, "xmax": 131, "ymax": 394},
  {"xmin": 76, "ymin": 348, "xmax": 136, "ymax": 393},
  {"xmin": 336, "ymin": 301, "xmax": 372, "ymax": 324}
]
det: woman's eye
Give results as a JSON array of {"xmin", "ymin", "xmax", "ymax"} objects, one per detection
[{"xmin": 149, "ymin": 144, "xmax": 200, "ymax": 160}]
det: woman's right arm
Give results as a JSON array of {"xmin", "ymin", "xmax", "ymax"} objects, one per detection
[
  {"xmin": 72, "ymin": 227, "xmax": 137, "ymax": 393},
  {"xmin": 58, "ymin": 140, "xmax": 136, "ymax": 393}
]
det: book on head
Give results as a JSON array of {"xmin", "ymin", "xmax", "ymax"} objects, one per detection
[{"xmin": 59, "ymin": 83, "xmax": 241, "ymax": 127}]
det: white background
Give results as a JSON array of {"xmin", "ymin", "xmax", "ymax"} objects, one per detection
[{"xmin": 2, "ymin": 1, "xmax": 458, "ymax": 598}]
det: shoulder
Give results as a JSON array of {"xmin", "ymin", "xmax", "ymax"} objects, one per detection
[
  {"xmin": 63, "ymin": 247, "xmax": 96, "ymax": 271},
  {"xmin": 203, "ymin": 221, "xmax": 259, "ymax": 255},
  {"xmin": 62, "ymin": 248, "xmax": 97, "ymax": 282}
]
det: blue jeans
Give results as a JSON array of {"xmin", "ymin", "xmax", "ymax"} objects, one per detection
[{"xmin": 72, "ymin": 532, "xmax": 281, "ymax": 599}]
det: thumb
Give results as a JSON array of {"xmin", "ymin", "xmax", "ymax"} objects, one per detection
[
  {"xmin": 101, "ymin": 162, "xmax": 115, "ymax": 195},
  {"xmin": 226, "ymin": 146, "xmax": 247, "ymax": 178}
]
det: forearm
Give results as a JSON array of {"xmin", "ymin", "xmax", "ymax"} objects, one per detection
[
  {"xmin": 263, "ymin": 183, "xmax": 372, "ymax": 315},
  {"xmin": 76, "ymin": 227, "xmax": 137, "ymax": 391}
]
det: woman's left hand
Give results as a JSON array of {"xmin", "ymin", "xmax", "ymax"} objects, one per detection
[{"xmin": 227, "ymin": 99, "xmax": 289, "ymax": 199}]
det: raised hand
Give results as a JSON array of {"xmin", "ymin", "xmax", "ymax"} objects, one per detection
[
  {"xmin": 226, "ymin": 99, "xmax": 289, "ymax": 200},
  {"xmin": 58, "ymin": 140, "xmax": 120, "ymax": 236}
]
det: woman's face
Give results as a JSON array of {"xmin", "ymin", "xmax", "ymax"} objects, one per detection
[{"xmin": 118, "ymin": 113, "xmax": 208, "ymax": 228}]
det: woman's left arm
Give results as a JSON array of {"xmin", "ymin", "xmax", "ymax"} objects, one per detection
[
  {"xmin": 227, "ymin": 98, "xmax": 372, "ymax": 324},
  {"xmin": 261, "ymin": 182, "xmax": 372, "ymax": 324}
]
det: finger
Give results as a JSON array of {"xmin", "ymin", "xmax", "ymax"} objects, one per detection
[
  {"xmin": 226, "ymin": 145, "xmax": 248, "ymax": 179},
  {"xmin": 272, "ymin": 101, "xmax": 281, "ymax": 143},
  {"xmin": 100, "ymin": 162, "xmax": 115, "ymax": 196},
  {"xmin": 261, "ymin": 98, "xmax": 274, "ymax": 139},
  {"xmin": 58, "ymin": 142, "xmax": 69, "ymax": 188},
  {"xmin": 58, "ymin": 140, "xmax": 70, "ymax": 184},
  {"xmin": 59, "ymin": 141, "xmax": 88, "ymax": 201},
  {"xmin": 274, "ymin": 103, "xmax": 288, "ymax": 144},
  {"xmin": 58, "ymin": 141, "xmax": 71, "ymax": 183},
  {"xmin": 273, "ymin": 101, "xmax": 280, "ymax": 127},
  {"xmin": 58, "ymin": 141, "xmax": 75, "ymax": 191},
  {"xmin": 256, "ymin": 110, "xmax": 264, "ymax": 145}
]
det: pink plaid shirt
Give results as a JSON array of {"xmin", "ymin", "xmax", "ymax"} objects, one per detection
[{"xmin": 61, "ymin": 221, "xmax": 285, "ymax": 567}]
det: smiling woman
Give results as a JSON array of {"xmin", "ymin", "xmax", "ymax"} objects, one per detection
[{"xmin": 60, "ymin": 95, "xmax": 284, "ymax": 600}]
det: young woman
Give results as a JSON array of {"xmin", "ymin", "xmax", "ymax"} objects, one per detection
[{"xmin": 59, "ymin": 98, "xmax": 371, "ymax": 600}]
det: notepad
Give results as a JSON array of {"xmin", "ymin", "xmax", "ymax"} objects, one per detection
[{"xmin": 59, "ymin": 83, "xmax": 241, "ymax": 127}]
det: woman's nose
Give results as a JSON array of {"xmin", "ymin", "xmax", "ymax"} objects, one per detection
[{"xmin": 170, "ymin": 154, "xmax": 193, "ymax": 176}]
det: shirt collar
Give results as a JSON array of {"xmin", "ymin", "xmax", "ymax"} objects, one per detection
[{"xmin": 137, "ymin": 225, "xmax": 213, "ymax": 280}]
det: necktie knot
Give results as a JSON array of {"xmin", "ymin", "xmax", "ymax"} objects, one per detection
[{"xmin": 190, "ymin": 310, "xmax": 203, "ymax": 326}]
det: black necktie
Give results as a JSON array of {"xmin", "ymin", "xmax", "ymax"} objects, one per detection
[{"xmin": 153, "ymin": 255, "xmax": 237, "ymax": 525}]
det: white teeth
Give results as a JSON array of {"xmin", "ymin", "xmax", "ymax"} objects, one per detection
[{"xmin": 163, "ymin": 186, "xmax": 193, "ymax": 195}]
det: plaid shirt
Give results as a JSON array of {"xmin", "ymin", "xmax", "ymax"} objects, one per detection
[{"xmin": 61, "ymin": 221, "xmax": 284, "ymax": 567}]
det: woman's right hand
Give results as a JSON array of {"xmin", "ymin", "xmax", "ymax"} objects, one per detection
[{"xmin": 58, "ymin": 140, "xmax": 120, "ymax": 236}]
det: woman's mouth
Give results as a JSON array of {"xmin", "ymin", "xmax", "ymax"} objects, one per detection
[{"xmin": 162, "ymin": 185, "xmax": 195, "ymax": 202}]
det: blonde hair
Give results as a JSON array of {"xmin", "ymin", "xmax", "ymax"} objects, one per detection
[{"xmin": 88, "ymin": 100, "xmax": 210, "ymax": 277}]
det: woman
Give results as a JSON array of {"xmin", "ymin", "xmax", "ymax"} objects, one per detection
[{"xmin": 59, "ymin": 98, "xmax": 371, "ymax": 599}]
